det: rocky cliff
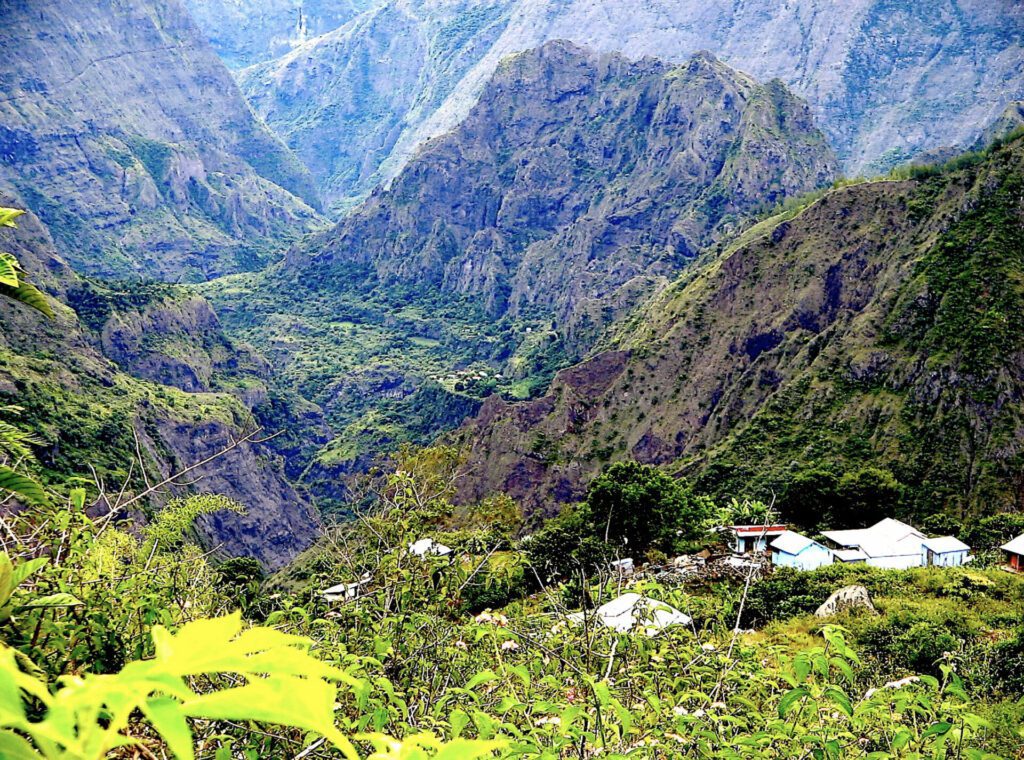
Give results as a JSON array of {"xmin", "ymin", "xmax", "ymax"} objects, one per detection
[
  {"xmin": 234, "ymin": 0, "xmax": 1024, "ymax": 210},
  {"xmin": 0, "ymin": 185, "xmax": 320, "ymax": 568},
  {"xmin": 0, "ymin": 0, "xmax": 324, "ymax": 281},
  {"xmin": 286, "ymin": 41, "xmax": 836, "ymax": 334},
  {"xmin": 455, "ymin": 134, "xmax": 1024, "ymax": 524}
]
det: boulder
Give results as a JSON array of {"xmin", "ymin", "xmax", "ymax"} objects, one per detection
[{"xmin": 815, "ymin": 585, "xmax": 877, "ymax": 618}]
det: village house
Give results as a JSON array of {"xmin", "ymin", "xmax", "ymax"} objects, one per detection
[
  {"xmin": 822, "ymin": 518, "xmax": 970, "ymax": 569},
  {"xmin": 770, "ymin": 530, "xmax": 834, "ymax": 570},
  {"xmin": 921, "ymin": 536, "xmax": 972, "ymax": 567},
  {"xmin": 729, "ymin": 524, "xmax": 788, "ymax": 554},
  {"xmin": 1002, "ymin": 534, "xmax": 1024, "ymax": 572}
]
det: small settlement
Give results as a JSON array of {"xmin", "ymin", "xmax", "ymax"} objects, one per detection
[{"xmin": 731, "ymin": 518, "xmax": 974, "ymax": 571}]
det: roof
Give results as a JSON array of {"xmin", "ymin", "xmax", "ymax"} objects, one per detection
[
  {"xmin": 922, "ymin": 536, "xmax": 970, "ymax": 554},
  {"xmin": 833, "ymin": 549, "xmax": 869, "ymax": 562},
  {"xmin": 770, "ymin": 530, "xmax": 819, "ymax": 555},
  {"xmin": 567, "ymin": 593, "xmax": 691, "ymax": 635},
  {"xmin": 409, "ymin": 538, "xmax": 452, "ymax": 557},
  {"xmin": 1002, "ymin": 534, "xmax": 1024, "ymax": 554},
  {"xmin": 822, "ymin": 518, "xmax": 926, "ymax": 558},
  {"xmin": 731, "ymin": 524, "xmax": 788, "ymax": 537}
]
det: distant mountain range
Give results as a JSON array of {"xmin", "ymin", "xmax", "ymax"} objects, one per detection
[
  {"xmin": 227, "ymin": 0, "xmax": 1024, "ymax": 212},
  {"xmin": 456, "ymin": 132, "xmax": 1024, "ymax": 524}
]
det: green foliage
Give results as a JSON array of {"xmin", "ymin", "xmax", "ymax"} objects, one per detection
[
  {"xmin": 0, "ymin": 612, "xmax": 366, "ymax": 760},
  {"xmin": 0, "ymin": 209, "xmax": 53, "ymax": 318},
  {"xmin": 583, "ymin": 461, "xmax": 713, "ymax": 555}
]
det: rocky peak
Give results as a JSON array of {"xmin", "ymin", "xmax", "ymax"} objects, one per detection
[{"xmin": 287, "ymin": 41, "xmax": 836, "ymax": 355}]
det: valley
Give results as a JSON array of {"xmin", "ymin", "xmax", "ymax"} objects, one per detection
[{"xmin": 0, "ymin": 1, "xmax": 1022, "ymax": 756}]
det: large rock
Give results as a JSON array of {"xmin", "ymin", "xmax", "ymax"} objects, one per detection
[{"xmin": 815, "ymin": 585, "xmax": 877, "ymax": 618}]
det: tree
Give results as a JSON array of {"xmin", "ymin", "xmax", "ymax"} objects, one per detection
[{"xmin": 582, "ymin": 461, "xmax": 712, "ymax": 556}]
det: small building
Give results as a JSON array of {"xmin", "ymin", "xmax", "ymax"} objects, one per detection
[
  {"xmin": 921, "ymin": 536, "xmax": 972, "ymax": 567},
  {"xmin": 610, "ymin": 558, "xmax": 635, "ymax": 577},
  {"xmin": 729, "ymin": 525, "xmax": 789, "ymax": 554},
  {"xmin": 567, "ymin": 593, "xmax": 691, "ymax": 636},
  {"xmin": 770, "ymin": 531, "xmax": 834, "ymax": 570},
  {"xmin": 409, "ymin": 538, "xmax": 452, "ymax": 558},
  {"xmin": 833, "ymin": 549, "xmax": 868, "ymax": 564},
  {"xmin": 322, "ymin": 574, "xmax": 371, "ymax": 603},
  {"xmin": 1001, "ymin": 534, "xmax": 1024, "ymax": 572}
]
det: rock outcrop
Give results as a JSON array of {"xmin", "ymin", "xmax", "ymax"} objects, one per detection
[
  {"xmin": 234, "ymin": 0, "xmax": 1024, "ymax": 208},
  {"xmin": 815, "ymin": 585, "xmax": 877, "ymax": 618},
  {"xmin": 182, "ymin": 0, "xmax": 375, "ymax": 68},
  {"xmin": 0, "ymin": 0, "xmax": 324, "ymax": 280}
]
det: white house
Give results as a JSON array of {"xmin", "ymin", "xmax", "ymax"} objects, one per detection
[
  {"xmin": 823, "ymin": 518, "xmax": 970, "ymax": 569},
  {"xmin": 729, "ymin": 524, "xmax": 789, "ymax": 554},
  {"xmin": 770, "ymin": 531, "xmax": 834, "ymax": 570},
  {"xmin": 322, "ymin": 574, "xmax": 371, "ymax": 603},
  {"xmin": 921, "ymin": 536, "xmax": 972, "ymax": 567},
  {"xmin": 408, "ymin": 538, "xmax": 452, "ymax": 558},
  {"xmin": 823, "ymin": 519, "xmax": 926, "ymax": 569}
]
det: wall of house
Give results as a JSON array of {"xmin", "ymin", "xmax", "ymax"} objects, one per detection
[
  {"xmin": 866, "ymin": 553, "xmax": 921, "ymax": 570},
  {"xmin": 923, "ymin": 549, "xmax": 970, "ymax": 567},
  {"xmin": 773, "ymin": 544, "xmax": 834, "ymax": 571}
]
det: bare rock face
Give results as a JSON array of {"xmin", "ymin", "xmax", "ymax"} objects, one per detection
[
  {"xmin": 0, "ymin": 0, "xmax": 324, "ymax": 280},
  {"xmin": 234, "ymin": 0, "xmax": 1024, "ymax": 208},
  {"xmin": 181, "ymin": 0, "xmax": 376, "ymax": 69},
  {"xmin": 286, "ymin": 42, "xmax": 836, "ymax": 352},
  {"xmin": 815, "ymin": 585, "xmax": 877, "ymax": 618}
]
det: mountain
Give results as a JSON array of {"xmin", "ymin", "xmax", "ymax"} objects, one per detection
[
  {"xmin": 0, "ymin": 183, "xmax": 320, "ymax": 568},
  {"xmin": 0, "ymin": 0, "xmax": 324, "ymax": 281},
  {"xmin": 181, "ymin": 0, "xmax": 378, "ymax": 69},
  {"xmin": 235, "ymin": 0, "xmax": 1024, "ymax": 211},
  {"xmin": 454, "ymin": 132, "xmax": 1024, "ymax": 525},
  {"xmin": 207, "ymin": 41, "xmax": 835, "ymax": 479}
]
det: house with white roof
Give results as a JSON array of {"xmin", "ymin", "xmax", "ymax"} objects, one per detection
[
  {"xmin": 1002, "ymin": 534, "xmax": 1024, "ymax": 573},
  {"xmin": 770, "ymin": 530, "xmax": 834, "ymax": 570},
  {"xmin": 728, "ymin": 524, "xmax": 789, "ymax": 554},
  {"xmin": 567, "ymin": 593, "xmax": 691, "ymax": 636},
  {"xmin": 921, "ymin": 536, "xmax": 972, "ymax": 567},
  {"xmin": 823, "ymin": 518, "xmax": 970, "ymax": 569}
]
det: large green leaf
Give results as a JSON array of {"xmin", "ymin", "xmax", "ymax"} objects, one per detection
[
  {"xmin": 0, "ymin": 281, "xmax": 53, "ymax": 319},
  {"xmin": 0, "ymin": 209, "xmax": 25, "ymax": 229},
  {"xmin": 0, "ymin": 466, "xmax": 49, "ymax": 506}
]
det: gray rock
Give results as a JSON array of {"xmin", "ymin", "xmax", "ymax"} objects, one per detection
[{"xmin": 815, "ymin": 585, "xmax": 878, "ymax": 618}]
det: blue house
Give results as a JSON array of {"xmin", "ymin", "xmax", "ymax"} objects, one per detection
[
  {"xmin": 921, "ymin": 536, "xmax": 972, "ymax": 567},
  {"xmin": 770, "ymin": 531, "xmax": 834, "ymax": 570}
]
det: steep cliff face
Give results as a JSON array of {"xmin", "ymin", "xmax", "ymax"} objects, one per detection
[
  {"xmin": 237, "ymin": 0, "xmax": 511, "ymax": 212},
  {"xmin": 456, "ymin": 135, "xmax": 1024, "ymax": 524},
  {"xmin": 0, "ymin": 0, "xmax": 324, "ymax": 281},
  {"xmin": 286, "ymin": 42, "xmax": 836, "ymax": 332},
  {"xmin": 0, "ymin": 186, "xmax": 319, "ymax": 568},
  {"xmin": 235, "ymin": 0, "xmax": 1024, "ymax": 208},
  {"xmin": 182, "ymin": 0, "xmax": 377, "ymax": 68},
  {"xmin": 207, "ymin": 42, "xmax": 834, "ymax": 488}
]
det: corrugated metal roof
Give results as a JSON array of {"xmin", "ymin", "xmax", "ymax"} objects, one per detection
[
  {"xmin": 770, "ymin": 530, "xmax": 817, "ymax": 555},
  {"xmin": 823, "ymin": 518, "xmax": 926, "ymax": 558},
  {"xmin": 732, "ymin": 524, "xmax": 788, "ymax": 537},
  {"xmin": 1002, "ymin": 534, "xmax": 1024, "ymax": 554},
  {"xmin": 834, "ymin": 549, "xmax": 868, "ymax": 562},
  {"xmin": 922, "ymin": 536, "xmax": 970, "ymax": 554}
]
